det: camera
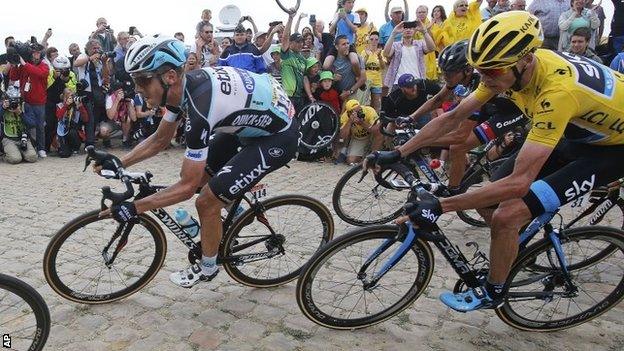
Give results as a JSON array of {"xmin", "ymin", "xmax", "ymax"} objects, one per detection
[
  {"xmin": 59, "ymin": 68, "xmax": 70, "ymax": 78},
  {"xmin": 356, "ymin": 110, "xmax": 365, "ymax": 120},
  {"xmin": 20, "ymin": 133, "xmax": 29, "ymax": 151},
  {"xmin": 403, "ymin": 21, "xmax": 418, "ymax": 29},
  {"xmin": 96, "ymin": 50, "xmax": 116, "ymax": 59},
  {"xmin": 110, "ymin": 79, "xmax": 136, "ymax": 100},
  {"xmin": 8, "ymin": 97, "xmax": 21, "ymax": 110},
  {"xmin": 6, "ymin": 41, "xmax": 34, "ymax": 64},
  {"xmin": 75, "ymin": 79, "xmax": 90, "ymax": 104},
  {"xmin": 269, "ymin": 21, "xmax": 283, "ymax": 28}
]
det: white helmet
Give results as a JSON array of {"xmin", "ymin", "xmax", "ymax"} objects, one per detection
[
  {"xmin": 124, "ymin": 35, "xmax": 186, "ymax": 75},
  {"xmin": 52, "ymin": 56, "xmax": 71, "ymax": 70}
]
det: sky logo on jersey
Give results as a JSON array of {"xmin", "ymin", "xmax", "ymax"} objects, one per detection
[
  {"xmin": 235, "ymin": 68, "xmax": 255, "ymax": 93},
  {"xmin": 228, "ymin": 148, "xmax": 271, "ymax": 195},
  {"xmin": 185, "ymin": 149, "xmax": 208, "ymax": 161},
  {"xmin": 565, "ymin": 174, "xmax": 596, "ymax": 202}
]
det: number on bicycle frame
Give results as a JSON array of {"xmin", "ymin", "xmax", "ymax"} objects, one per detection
[{"xmin": 250, "ymin": 183, "xmax": 268, "ymax": 199}]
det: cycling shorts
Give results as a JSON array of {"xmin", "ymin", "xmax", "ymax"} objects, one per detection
[
  {"xmin": 490, "ymin": 141, "xmax": 624, "ymax": 218},
  {"xmin": 205, "ymin": 121, "xmax": 299, "ymax": 203}
]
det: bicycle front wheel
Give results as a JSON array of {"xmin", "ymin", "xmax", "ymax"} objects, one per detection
[
  {"xmin": 44, "ymin": 210, "xmax": 167, "ymax": 304},
  {"xmin": 332, "ymin": 164, "xmax": 407, "ymax": 226},
  {"xmin": 497, "ymin": 226, "xmax": 624, "ymax": 331},
  {"xmin": 296, "ymin": 225, "xmax": 434, "ymax": 329},
  {"xmin": 221, "ymin": 195, "xmax": 334, "ymax": 287},
  {"xmin": 0, "ymin": 274, "xmax": 50, "ymax": 351}
]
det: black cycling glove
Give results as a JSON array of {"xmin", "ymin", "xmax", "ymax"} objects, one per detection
[
  {"xmin": 365, "ymin": 150, "xmax": 401, "ymax": 169},
  {"xmin": 96, "ymin": 154, "xmax": 123, "ymax": 175},
  {"xmin": 111, "ymin": 202, "xmax": 138, "ymax": 223},
  {"xmin": 404, "ymin": 190, "xmax": 442, "ymax": 231}
]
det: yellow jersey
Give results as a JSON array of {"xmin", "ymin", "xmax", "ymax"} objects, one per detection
[
  {"xmin": 474, "ymin": 49, "xmax": 624, "ymax": 148},
  {"xmin": 340, "ymin": 106, "xmax": 379, "ymax": 139},
  {"xmin": 440, "ymin": 0, "xmax": 482, "ymax": 48}
]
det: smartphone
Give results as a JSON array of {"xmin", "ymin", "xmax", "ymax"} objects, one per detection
[
  {"xmin": 269, "ymin": 21, "xmax": 283, "ymax": 28},
  {"xmin": 403, "ymin": 21, "xmax": 418, "ymax": 29},
  {"xmin": 129, "ymin": 26, "xmax": 136, "ymax": 35},
  {"xmin": 309, "ymin": 14, "xmax": 316, "ymax": 25},
  {"xmin": 339, "ymin": 8, "xmax": 346, "ymax": 15}
]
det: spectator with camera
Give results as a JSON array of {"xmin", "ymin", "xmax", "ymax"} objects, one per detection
[
  {"xmin": 104, "ymin": 80, "xmax": 136, "ymax": 148},
  {"xmin": 73, "ymin": 39, "xmax": 108, "ymax": 148},
  {"xmin": 191, "ymin": 23, "xmax": 220, "ymax": 68},
  {"xmin": 558, "ymin": 0, "xmax": 600, "ymax": 52},
  {"xmin": 6, "ymin": 39, "xmax": 50, "ymax": 158},
  {"xmin": 0, "ymin": 86, "xmax": 37, "ymax": 164},
  {"xmin": 218, "ymin": 25, "xmax": 267, "ymax": 73},
  {"xmin": 56, "ymin": 88, "xmax": 88, "ymax": 157},
  {"xmin": 329, "ymin": 0, "xmax": 360, "ymax": 44},
  {"xmin": 132, "ymin": 93, "xmax": 162, "ymax": 142},
  {"xmin": 68, "ymin": 43, "xmax": 81, "ymax": 72},
  {"xmin": 379, "ymin": 2, "xmax": 409, "ymax": 46},
  {"xmin": 89, "ymin": 18, "xmax": 116, "ymax": 52},
  {"xmin": 45, "ymin": 56, "xmax": 77, "ymax": 153},
  {"xmin": 337, "ymin": 99, "xmax": 382, "ymax": 165}
]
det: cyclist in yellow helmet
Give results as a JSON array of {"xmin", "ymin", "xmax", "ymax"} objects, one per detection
[{"xmin": 365, "ymin": 11, "xmax": 624, "ymax": 311}]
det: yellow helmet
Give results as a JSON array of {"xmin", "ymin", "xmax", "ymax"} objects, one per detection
[{"xmin": 468, "ymin": 11, "xmax": 543, "ymax": 69}]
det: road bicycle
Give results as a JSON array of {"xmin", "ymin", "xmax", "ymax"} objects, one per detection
[
  {"xmin": 43, "ymin": 147, "xmax": 334, "ymax": 304},
  {"xmin": 297, "ymin": 181, "xmax": 624, "ymax": 331},
  {"xmin": 0, "ymin": 273, "xmax": 50, "ymax": 350},
  {"xmin": 564, "ymin": 178, "xmax": 624, "ymax": 230},
  {"xmin": 332, "ymin": 117, "xmax": 521, "ymax": 227}
]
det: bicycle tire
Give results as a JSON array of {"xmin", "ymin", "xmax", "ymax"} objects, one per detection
[
  {"xmin": 0, "ymin": 273, "xmax": 50, "ymax": 351},
  {"xmin": 496, "ymin": 226, "xmax": 624, "ymax": 331},
  {"xmin": 332, "ymin": 164, "xmax": 407, "ymax": 226},
  {"xmin": 44, "ymin": 210, "xmax": 167, "ymax": 304},
  {"xmin": 297, "ymin": 102, "xmax": 339, "ymax": 150},
  {"xmin": 296, "ymin": 225, "xmax": 434, "ymax": 329},
  {"xmin": 221, "ymin": 195, "xmax": 334, "ymax": 287}
]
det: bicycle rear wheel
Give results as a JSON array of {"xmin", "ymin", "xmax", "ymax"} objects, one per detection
[
  {"xmin": 332, "ymin": 164, "xmax": 407, "ymax": 226},
  {"xmin": 296, "ymin": 225, "xmax": 434, "ymax": 329},
  {"xmin": 221, "ymin": 195, "xmax": 334, "ymax": 287},
  {"xmin": 497, "ymin": 226, "xmax": 624, "ymax": 331},
  {"xmin": 44, "ymin": 210, "xmax": 167, "ymax": 304},
  {"xmin": 0, "ymin": 274, "xmax": 50, "ymax": 351}
]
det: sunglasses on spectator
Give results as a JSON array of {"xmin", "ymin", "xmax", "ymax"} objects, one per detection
[
  {"xmin": 204, "ymin": 30, "xmax": 213, "ymax": 34},
  {"xmin": 457, "ymin": 4, "xmax": 468, "ymax": 7},
  {"xmin": 477, "ymin": 67, "xmax": 510, "ymax": 77}
]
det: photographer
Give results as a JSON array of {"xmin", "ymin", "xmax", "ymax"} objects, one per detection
[
  {"xmin": 56, "ymin": 88, "xmax": 88, "ymax": 157},
  {"xmin": 7, "ymin": 40, "xmax": 50, "ymax": 158},
  {"xmin": 337, "ymin": 99, "xmax": 382, "ymax": 164},
  {"xmin": 89, "ymin": 17, "xmax": 117, "ymax": 52},
  {"xmin": 104, "ymin": 80, "xmax": 136, "ymax": 148},
  {"xmin": 0, "ymin": 87, "xmax": 37, "ymax": 164},
  {"xmin": 45, "ymin": 56, "xmax": 77, "ymax": 152},
  {"xmin": 73, "ymin": 39, "xmax": 108, "ymax": 148},
  {"xmin": 132, "ymin": 93, "xmax": 162, "ymax": 142}
]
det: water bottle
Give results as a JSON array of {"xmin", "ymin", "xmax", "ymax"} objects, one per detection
[{"xmin": 174, "ymin": 208, "xmax": 200, "ymax": 238}]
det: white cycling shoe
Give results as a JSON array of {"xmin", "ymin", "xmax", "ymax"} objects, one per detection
[{"xmin": 169, "ymin": 263, "xmax": 219, "ymax": 288}]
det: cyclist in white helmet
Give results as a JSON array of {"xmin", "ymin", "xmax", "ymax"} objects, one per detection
[{"xmin": 97, "ymin": 35, "xmax": 298, "ymax": 288}]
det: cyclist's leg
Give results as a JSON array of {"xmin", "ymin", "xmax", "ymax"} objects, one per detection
[{"xmin": 446, "ymin": 120, "xmax": 478, "ymax": 189}]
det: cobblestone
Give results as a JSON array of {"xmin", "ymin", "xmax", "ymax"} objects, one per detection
[{"xmin": 1, "ymin": 150, "xmax": 623, "ymax": 350}]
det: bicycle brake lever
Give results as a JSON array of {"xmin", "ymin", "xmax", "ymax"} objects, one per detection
[{"xmin": 83, "ymin": 154, "xmax": 93, "ymax": 172}]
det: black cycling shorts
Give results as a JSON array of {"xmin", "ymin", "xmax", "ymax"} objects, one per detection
[
  {"xmin": 490, "ymin": 141, "xmax": 624, "ymax": 218},
  {"xmin": 205, "ymin": 122, "xmax": 299, "ymax": 203},
  {"xmin": 473, "ymin": 114, "xmax": 528, "ymax": 144}
]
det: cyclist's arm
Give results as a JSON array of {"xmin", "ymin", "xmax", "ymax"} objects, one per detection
[
  {"xmin": 440, "ymin": 140, "xmax": 553, "ymax": 212},
  {"xmin": 133, "ymin": 158, "xmax": 206, "ymax": 214},
  {"xmin": 120, "ymin": 117, "xmax": 178, "ymax": 168},
  {"xmin": 409, "ymin": 85, "xmax": 452, "ymax": 120},
  {"xmin": 398, "ymin": 93, "xmax": 484, "ymax": 156}
]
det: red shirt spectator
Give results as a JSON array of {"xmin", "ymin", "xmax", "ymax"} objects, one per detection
[{"xmin": 8, "ymin": 61, "xmax": 49, "ymax": 105}]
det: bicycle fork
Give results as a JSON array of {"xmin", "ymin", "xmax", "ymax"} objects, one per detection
[{"xmin": 102, "ymin": 222, "xmax": 134, "ymax": 267}]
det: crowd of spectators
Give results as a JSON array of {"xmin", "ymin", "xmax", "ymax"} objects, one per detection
[{"xmin": 1, "ymin": 0, "xmax": 623, "ymax": 166}]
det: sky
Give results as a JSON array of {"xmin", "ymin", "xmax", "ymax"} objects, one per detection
[{"xmin": 0, "ymin": 0, "xmax": 616, "ymax": 56}]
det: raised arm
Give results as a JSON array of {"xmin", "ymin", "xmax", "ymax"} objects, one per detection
[{"xmin": 281, "ymin": 11, "xmax": 296, "ymax": 52}]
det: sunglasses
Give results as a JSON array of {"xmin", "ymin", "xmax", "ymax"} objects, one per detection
[
  {"xmin": 131, "ymin": 73, "xmax": 156, "ymax": 87},
  {"xmin": 204, "ymin": 30, "xmax": 213, "ymax": 34},
  {"xmin": 478, "ymin": 66, "xmax": 510, "ymax": 77},
  {"xmin": 457, "ymin": 4, "xmax": 468, "ymax": 7}
]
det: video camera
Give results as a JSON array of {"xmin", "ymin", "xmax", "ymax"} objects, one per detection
[
  {"xmin": 6, "ymin": 36, "xmax": 42, "ymax": 64},
  {"xmin": 97, "ymin": 49, "xmax": 117, "ymax": 59},
  {"xmin": 109, "ymin": 79, "xmax": 136, "ymax": 100}
]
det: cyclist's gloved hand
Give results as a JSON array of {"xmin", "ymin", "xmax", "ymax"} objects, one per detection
[
  {"xmin": 110, "ymin": 202, "xmax": 138, "ymax": 223},
  {"xmin": 364, "ymin": 150, "xmax": 401, "ymax": 170},
  {"xmin": 404, "ymin": 190, "xmax": 442, "ymax": 231},
  {"xmin": 94, "ymin": 153, "xmax": 123, "ymax": 177},
  {"xmin": 395, "ymin": 116, "xmax": 413, "ymax": 128}
]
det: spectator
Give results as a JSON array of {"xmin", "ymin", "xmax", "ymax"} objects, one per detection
[
  {"xmin": 313, "ymin": 20, "xmax": 335, "ymax": 62},
  {"xmin": 68, "ymin": 43, "xmax": 81, "ymax": 71},
  {"xmin": 379, "ymin": 4, "xmax": 407, "ymax": 46},
  {"xmin": 337, "ymin": 99, "xmax": 382, "ymax": 164},
  {"xmin": 45, "ymin": 56, "xmax": 76, "ymax": 153},
  {"xmin": 610, "ymin": 48, "xmax": 624, "ymax": 73},
  {"xmin": 185, "ymin": 52, "xmax": 200, "ymax": 72},
  {"xmin": 1, "ymin": 86, "xmax": 37, "ymax": 164},
  {"xmin": 611, "ymin": 0, "xmax": 624, "ymax": 53},
  {"xmin": 430, "ymin": 5, "xmax": 448, "ymax": 51},
  {"xmin": 510, "ymin": 0, "xmax": 527, "ymax": 11},
  {"xmin": 195, "ymin": 9, "xmax": 213, "ymax": 38},
  {"xmin": 218, "ymin": 25, "xmax": 266, "ymax": 73},
  {"xmin": 260, "ymin": 24, "xmax": 285, "ymax": 66},
  {"xmin": 315, "ymin": 71, "xmax": 341, "ymax": 114},
  {"xmin": 585, "ymin": 0, "xmax": 606, "ymax": 40},
  {"xmin": 528, "ymin": 0, "xmax": 570, "ymax": 50},
  {"xmin": 440, "ymin": 0, "xmax": 483, "ymax": 48},
  {"xmin": 191, "ymin": 23, "xmax": 220, "ymax": 68},
  {"xmin": 281, "ymin": 10, "xmax": 307, "ymax": 114},
  {"xmin": 303, "ymin": 32, "xmax": 321, "ymax": 61},
  {"xmin": 415, "ymin": 5, "xmax": 438, "ymax": 80},
  {"xmin": 7, "ymin": 40, "xmax": 49, "ymax": 158},
  {"xmin": 268, "ymin": 47, "xmax": 283, "ymax": 84},
  {"xmin": 220, "ymin": 37, "xmax": 232, "ymax": 52},
  {"xmin": 494, "ymin": 0, "xmax": 511, "ymax": 14},
  {"xmin": 558, "ymin": 0, "xmax": 600, "ymax": 52},
  {"xmin": 113, "ymin": 32, "xmax": 130, "ymax": 63},
  {"xmin": 361, "ymin": 31, "xmax": 385, "ymax": 112},
  {"xmin": 330, "ymin": 0, "xmax": 360, "ymax": 44},
  {"xmin": 354, "ymin": 8, "xmax": 377, "ymax": 56},
  {"xmin": 56, "ymin": 88, "xmax": 88, "ymax": 157},
  {"xmin": 44, "ymin": 47, "xmax": 58, "ymax": 67},
  {"xmin": 481, "ymin": 0, "xmax": 498, "ymax": 21},
  {"xmin": 383, "ymin": 21, "xmax": 435, "ymax": 91},
  {"xmin": 73, "ymin": 39, "xmax": 107, "ymax": 148},
  {"xmin": 568, "ymin": 27, "xmax": 603, "ymax": 63},
  {"xmin": 174, "ymin": 32, "xmax": 185, "ymax": 42},
  {"xmin": 89, "ymin": 17, "xmax": 116, "ymax": 52},
  {"xmin": 304, "ymin": 57, "xmax": 321, "ymax": 103},
  {"xmin": 132, "ymin": 93, "xmax": 162, "ymax": 142},
  {"xmin": 382, "ymin": 73, "xmax": 441, "ymax": 128},
  {"xmin": 245, "ymin": 28, "xmax": 254, "ymax": 43},
  {"xmin": 104, "ymin": 81, "xmax": 136, "ymax": 148},
  {"xmin": 329, "ymin": 35, "xmax": 367, "ymax": 104}
]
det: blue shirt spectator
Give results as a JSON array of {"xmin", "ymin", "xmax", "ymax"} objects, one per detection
[
  {"xmin": 611, "ymin": 52, "xmax": 624, "ymax": 73},
  {"xmin": 218, "ymin": 25, "xmax": 266, "ymax": 74},
  {"xmin": 379, "ymin": 6, "xmax": 405, "ymax": 46},
  {"xmin": 332, "ymin": 0, "xmax": 360, "ymax": 44}
]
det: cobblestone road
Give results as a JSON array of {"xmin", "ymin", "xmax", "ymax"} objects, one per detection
[{"xmin": 1, "ymin": 148, "xmax": 623, "ymax": 350}]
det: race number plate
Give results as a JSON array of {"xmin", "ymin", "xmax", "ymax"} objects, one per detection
[{"xmin": 250, "ymin": 183, "xmax": 268, "ymax": 199}]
